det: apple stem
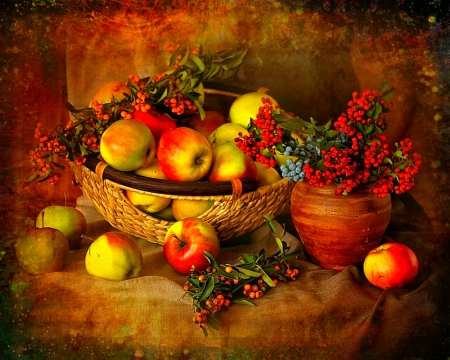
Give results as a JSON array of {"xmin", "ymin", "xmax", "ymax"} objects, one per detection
[{"xmin": 81, "ymin": 234, "xmax": 95, "ymax": 243}]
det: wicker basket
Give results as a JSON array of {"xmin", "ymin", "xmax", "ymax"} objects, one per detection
[{"xmin": 71, "ymin": 88, "xmax": 293, "ymax": 244}]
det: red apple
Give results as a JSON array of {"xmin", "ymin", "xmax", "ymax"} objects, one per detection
[
  {"xmin": 133, "ymin": 109, "xmax": 177, "ymax": 142},
  {"xmin": 100, "ymin": 119, "xmax": 156, "ymax": 172},
  {"xmin": 163, "ymin": 217, "xmax": 220, "ymax": 275},
  {"xmin": 207, "ymin": 143, "xmax": 258, "ymax": 182},
  {"xmin": 157, "ymin": 127, "xmax": 213, "ymax": 181},
  {"xmin": 363, "ymin": 242, "xmax": 419, "ymax": 289},
  {"xmin": 186, "ymin": 110, "xmax": 227, "ymax": 138}
]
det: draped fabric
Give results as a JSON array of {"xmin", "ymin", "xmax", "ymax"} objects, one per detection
[{"xmin": 3, "ymin": 2, "xmax": 450, "ymax": 359}]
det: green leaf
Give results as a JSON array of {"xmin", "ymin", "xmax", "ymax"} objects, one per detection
[
  {"xmin": 235, "ymin": 266, "xmax": 261, "ymax": 277},
  {"xmin": 257, "ymin": 266, "xmax": 277, "ymax": 287},
  {"xmin": 378, "ymin": 81, "xmax": 392, "ymax": 92},
  {"xmin": 373, "ymin": 103, "xmax": 383, "ymax": 120},
  {"xmin": 52, "ymin": 161, "xmax": 65, "ymax": 170},
  {"xmin": 232, "ymin": 298, "xmax": 256, "ymax": 307},
  {"xmin": 240, "ymin": 254, "xmax": 256, "ymax": 264},
  {"xmin": 198, "ymin": 276, "xmax": 215, "ymax": 303},
  {"xmin": 275, "ymin": 237, "xmax": 285, "ymax": 254},
  {"xmin": 203, "ymin": 251, "xmax": 219, "ymax": 269},
  {"xmin": 26, "ymin": 171, "xmax": 40, "ymax": 182},
  {"xmin": 190, "ymin": 53, "xmax": 205, "ymax": 72},
  {"xmin": 179, "ymin": 48, "xmax": 190, "ymax": 67},
  {"xmin": 263, "ymin": 215, "xmax": 276, "ymax": 234},
  {"xmin": 381, "ymin": 88, "xmax": 395, "ymax": 100}
]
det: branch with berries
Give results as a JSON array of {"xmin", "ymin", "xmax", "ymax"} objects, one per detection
[
  {"xmin": 27, "ymin": 44, "xmax": 248, "ymax": 184},
  {"xmin": 181, "ymin": 216, "xmax": 302, "ymax": 336},
  {"xmin": 235, "ymin": 83, "xmax": 422, "ymax": 197}
]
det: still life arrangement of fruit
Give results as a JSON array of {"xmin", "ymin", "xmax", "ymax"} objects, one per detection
[{"xmin": 17, "ymin": 43, "xmax": 421, "ymax": 332}]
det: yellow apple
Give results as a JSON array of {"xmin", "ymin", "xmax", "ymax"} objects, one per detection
[
  {"xmin": 35, "ymin": 205, "xmax": 87, "ymax": 250},
  {"xmin": 89, "ymin": 80, "xmax": 131, "ymax": 106},
  {"xmin": 207, "ymin": 143, "xmax": 258, "ymax": 182},
  {"xmin": 100, "ymin": 119, "xmax": 156, "ymax": 172},
  {"xmin": 15, "ymin": 226, "xmax": 69, "ymax": 275},
  {"xmin": 171, "ymin": 199, "xmax": 214, "ymax": 221},
  {"xmin": 126, "ymin": 158, "xmax": 172, "ymax": 213},
  {"xmin": 254, "ymin": 161, "xmax": 282, "ymax": 187},
  {"xmin": 85, "ymin": 231, "xmax": 143, "ymax": 281},
  {"xmin": 207, "ymin": 122, "xmax": 249, "ymax": 148},
  {"xmin": 229, "ymin": 89, "xmax": 279, "ymax": 129}
]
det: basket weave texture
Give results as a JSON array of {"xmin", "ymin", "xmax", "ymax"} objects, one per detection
[{"xmin": 72, "ymin": 163, "xmax": 292, "ymax": 244}]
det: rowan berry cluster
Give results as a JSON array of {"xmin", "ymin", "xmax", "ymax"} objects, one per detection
[
  {"xmin": 183, "ymin": 218, "xmax": 301, "ymax": 334},
  {"xmin": 237, "ymin": 84, "xmax": 422, "ymax": 197},
  {"xmin": 235, "ymin": 97, "xmax": 283, "ymax": 168}
]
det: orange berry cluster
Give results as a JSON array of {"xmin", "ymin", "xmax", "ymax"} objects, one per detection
[
  {"xmin": 184, "ymin": 261, "xmax": 299, "ymax": 330},
  {"xmin": 163, "ymin": 92, "xmax": 198, "ymax": 116}
]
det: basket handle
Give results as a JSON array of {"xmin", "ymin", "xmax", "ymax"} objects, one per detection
[{"xmin": 84, "ymin": 155, "xmax": 258, "ymax": 196}]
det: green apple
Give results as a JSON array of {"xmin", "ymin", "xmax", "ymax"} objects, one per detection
[
  {"xmin": 229, "ymin": 89, "xmax": 279, "ymax": 129},
  {"xmin": 207, "ymin": 122, "xmax": 249, "ymax": 148},
  {"xmin": 100, "ymin": 119, "xmax": 156, "ymax": 172},
  {"xmin": 152, "ymin": 204, "xmax": 176, "ymax": 221},
  {"xmin": 207, "ymin": 143, "xmax": 259, "ymax": 182},
  {"xmin": 254, "ymin": 161, "xmax": 282, "ymax": 187},
  {"xmin": 85, "ymin": 231, "xmax": 143, "ymax": 281},
  {"xmin": 126, "ymin": 158, "xmax": 171, "ymax": 213},
  {"xmin": 172, "ymin": 199, "xmax": 214, "ymax": 221},
  {"xmin": 15, "ymin": 226, "xmax": 69, "ymax": 275},
  {"xmin": 36, "ymin": 205, "xmax": 87, "ymax": 250}
]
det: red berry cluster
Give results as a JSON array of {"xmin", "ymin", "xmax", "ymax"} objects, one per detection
[
  {"xmin": 235, "ymin": 97, "xmax": 282, "ymax": 168},
  {"xmin": 302, "ymin": 89, "xmax": 421, "ymax": 197}
]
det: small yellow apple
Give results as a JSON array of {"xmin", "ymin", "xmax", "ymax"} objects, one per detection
[
  {"xmin": 89, "ymin": 80, "xmax": 131, "ymax": 106},
  {"xmin": 207, "ymin": 123, "xmax": 249, "ymax": 148},
  {"xmin": 171, "ymin": 199, "xmax": 214, "ymax": 220},
  {"xmin": 85, "ymin": 231, "xmax": 143, "ymax": 281},
  {"xmin": 229, "ymin": 89, "xmax": 279, "ymax": 129},
  {"xmin": 36, "ymin": 205, "xmax": 87, "ymax": 250},
  {"xmin": 254, "ymin": 161, "xmax": 282, "ymax": 187},
  {"xmin": 126, "ymin": 158, "xmax": 172, "ymax": 213}
]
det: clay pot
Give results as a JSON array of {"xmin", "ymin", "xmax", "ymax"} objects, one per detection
[{"xmin": 290, "ymin": 181, "xmax": 392, "ymax": 270}]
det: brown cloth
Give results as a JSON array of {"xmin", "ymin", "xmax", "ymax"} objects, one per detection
[
  {"xmin": 10, "ymin": 195, "xmax": 450, "ymax": 359},
  {"xmin": 3, "ymin": 2, "xmax": 450, "ymax": 359}
]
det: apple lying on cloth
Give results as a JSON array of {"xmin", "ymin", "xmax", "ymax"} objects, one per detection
[
  {"xmin": 133, "ymin": 109, "xmax": 177, "ymax": 142},
  {"xmin": 35, "ymin": 205, "xmax": 87, "ymax": 250},
  {"xmin": 100, "ymin": 119, "xmax": 156, "ymax": 172},
  {"xmin": 363, "ymin": 242, "xmax": 419, "ymax": 289},
  {"xmin": 207, "ymin": 143, "xmax": 258, "ymax": 182},
  {"xmin": 186, "ymin": 110, "xmax": 227, "ymax": 138},
  {"xmin": 157, "ymin": 127, "xmax": 213, "ymax": 181},
  {"xmin": 15, "ymin": 226, "xmax": 69, "ymax": 275},
  {"xmin": 85, "ymin": 231, "xmax": 143, "ymax": 281},
  {"xmin": 163, "ymin": 217, "xmax": 220, "ymax": 275},
  {"xmin": 229, "ymin": 89, "xmax": 279, "ymax": 129}
]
